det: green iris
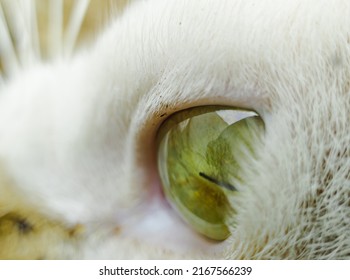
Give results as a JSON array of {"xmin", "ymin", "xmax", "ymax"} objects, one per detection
[{"xmin": 157, "ymin": 106, "xmax": 264, "ymax": 241}]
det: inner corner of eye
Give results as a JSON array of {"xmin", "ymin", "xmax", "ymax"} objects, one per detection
[{"xmin": 155, "ymin": 105, "xmax": 264, "ymax": 241}]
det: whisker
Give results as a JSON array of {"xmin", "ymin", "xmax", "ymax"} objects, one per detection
[
  {"xmin": 63, "ymin": 0, "xmax": 90, "ymax": 57},
  {"xmin": 48, "ymin": 0, "xmax": 63, "ymax": 58},
  {"xmin": 16, "ymin": 0, "xmax": 41, "ymax": 63},
  {"xmin": 29, "ymin": 0, "xmax": 41, "ymax": 60},
  {"xmin": 3, "ymin": 0, "xmax": 38, "ymax": 69},
  {"xmin": 15, "ymin": 0, "xmax": 33, "ymax": 67},
  {"xmin": 0, "ymin": 1, "xmax": 19, "ymax": 76}
]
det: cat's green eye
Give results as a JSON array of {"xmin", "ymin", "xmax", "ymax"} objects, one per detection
[{"xmin": 157, "ymin": 106, "xmax": 264, "ymax": 241}]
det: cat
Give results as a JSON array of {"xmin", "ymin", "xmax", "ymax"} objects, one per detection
[{"xmin": 0, "ymin": 0, "xmax": 349, "ymax": 259}]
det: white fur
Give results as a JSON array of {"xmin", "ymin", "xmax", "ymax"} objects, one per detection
[{"xmin": 0, "ymin": 0, "xmax": 349, "ymax": 259}]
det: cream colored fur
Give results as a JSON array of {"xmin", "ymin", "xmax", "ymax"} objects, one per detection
[{"xmin": 0, "ymin": 0, "xmax": 349, "ymax": 259}]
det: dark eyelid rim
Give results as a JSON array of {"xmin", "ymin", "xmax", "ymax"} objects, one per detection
[{"xmin": 155, "ymin": 105, "xmax": 260, "ymax": 145}]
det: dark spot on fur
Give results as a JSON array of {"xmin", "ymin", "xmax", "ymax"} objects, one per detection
[
  {"xmin": 68, "ymin": 224, "xmax": 84, "ymax": 237},
  {"xmin": 14, "ymin": 218, "xmax": 33, "ymax": 234},
  {"xmin": 0, "ymin": 213, "xmax": 33, "ymax": 235},
  {"xmin": 113, "ymin": 226, "xmax": 122, "ymax": 235}
]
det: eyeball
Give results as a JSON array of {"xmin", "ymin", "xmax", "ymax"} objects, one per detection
[{"xmin": 157, "ymin": 106, "xmax": 264, "ymax": 241}]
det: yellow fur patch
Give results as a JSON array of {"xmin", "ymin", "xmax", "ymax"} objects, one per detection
[{"xmin": 0, "ymin": 166, "xmax": 82, "ymax": 259}]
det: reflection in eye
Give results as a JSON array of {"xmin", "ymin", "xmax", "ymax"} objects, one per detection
[{"xmin": 157, "ymin": 106, "xmax": 264, "ymax": 241}]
